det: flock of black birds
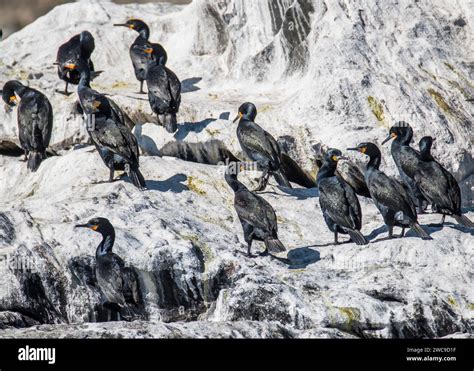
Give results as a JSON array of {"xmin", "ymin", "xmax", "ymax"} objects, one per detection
[{"xmin": 1, "ymin": 19, "xmax": 472, "ymax": 321}]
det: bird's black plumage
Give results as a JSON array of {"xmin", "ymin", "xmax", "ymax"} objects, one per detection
[
  {"xmin": 2, "ymin": 80, "xmax": 53, "ymax": 172},
  {"xmin": 56, "ymin": 31, "xmax": 96, "ymax": 96},
  {"xmin": 133, "ymin": 44, "xmax": 180, "ymax": 133},
  {"xmin": 63, "ymin": 59, "xmax": 146, "ymax": 189},
  {"xmin": 317, "ymin": 149, "xmax": 368, "ymax": 245},
  {"xmin": 225, "ymin": 163, "xmax": 286, "ymax": 257},
  {"xmin": 382, "ymin": 122, "xmax": 427, "ymax": 211},
  {"xmin": 348, "ymin": 143, "xmax": 432, "ymax": 240},
  {"xmin": 75, "ymin": 218, "xmax": 142, "ymax": 321},
  {"xmin": 233, "ymin": 103, "xmax": 291, "ymax": 191},
  {"xmin": 414, "ymin": 137, "xmax": 473, "ymax": 227},
  {"xmin": 114, "ymin": 19, "xmax": 168, "ymax": 94}
]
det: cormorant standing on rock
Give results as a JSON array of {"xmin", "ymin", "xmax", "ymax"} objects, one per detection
[
  {"xmin": 317, "ymin": 149, "xmax": 368, "ymax": 245},
  {"xmin": 114, "ymin": 19, "xmax": 168, "ymax": 94},
  {"xmin": 348, "ymin": 143, "xmax": 432, "ymax": 240},
  {"xmin": 75, "ymin": 218, "xmax": 141, "ymax": 321},
  {"xmin": 225, "ymin": 162, "xmax": 286, "ymax": 257},
  {"xmin": 56, "ymin": 31, "xmax": 97, "ymax": 96},
  {"xmin": 2, "ymin": 80, "xmax": 53, "ymax": 172},
  {"xmin": 63, "ymin": 59, "xmax": 146, "ymax": 189},
  {"xmin": 136, "ymin": 45, "xmax": 180, "ymax": 133},
  {"xmin": 233, "ymin": 103, "xmax": 291, "ymax": 191},
  {"xmin": 414, "ymin": 136, "xmax": 474, "ymax": 227},
  {"xmin": 382, "ymin": 122, "xmax": 427, "ymax": 212}
]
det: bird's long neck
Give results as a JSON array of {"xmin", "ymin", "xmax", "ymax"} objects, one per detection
[
  {"xmin": 78, "ymin": 68, "xmax": 91, "ymax": 89},
  {"xmin": 317, "ymin": 161, "xmax": 337, "ymax": 184},
  {"xmin": 420, "ymin": 147, "xmax": 434, "ymax": 161},
  {"xmin": 96, "ymin": 231, "xmax": 115, "ymax": 257},
  {"xmin": 12, "ymin": 84, "xmax": 28, "ymax": 98},
  {"xmin": 225, "ymin": 173, "xmax": 245, "ymax": 192},
  {"xmin": 367, "ymin": 153, "xmax": 382, "ymax": 170},
  {"xmin": 135, "ymin": 26, "xmax": 150, "ymax": 42}
]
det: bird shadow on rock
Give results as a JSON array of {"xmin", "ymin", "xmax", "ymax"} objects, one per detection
[
  {"xmin": 444, "ymin": 223, "xmax": 474, "ymax": 236},
  {"xmin": 145, "ymin": 173, "xmax": 189, "ymax": 193},
  {"xmin": 174, "ymin": 118, "xmax": 217, "ymax": 141},
  {"xmin": 134, "ymin": 123, "xmax": 161, "ymax": 156},
  {"xmin": 181, "ymin": 77, "xmax": 202, "ymax": 93},
  {"xmin": 366, "ymin": 225, "xmax": 389, "ymax": 242},
  {"xmin": 285, "ymin": 247, "xmax": 321, "ymax": 269},
  {"xmin": 277, "ymin": 186, "xmax": 318, "ymax": 200}
]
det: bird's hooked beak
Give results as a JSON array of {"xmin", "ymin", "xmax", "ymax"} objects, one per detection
[
  {"xmin": 382, "ymin": 132, "xmax": 397, "ymax": 145},
  {"xmin": 114, "ymin": 23, "xmax": 131, "ymax": 28},
  {"xmin": 233, "ymin": 112, "xmax": 243, "ymax": 123},
  {"xmin": 347, "ymin": 147, "xmax": 367, "ymax": 154},
  {"xmin": 9, "ymin": 95, "xmax": 18, "ymax": 105},
  {"xmin": 75, "ymin": 223, "xmax": 99, "ymax": 231}
]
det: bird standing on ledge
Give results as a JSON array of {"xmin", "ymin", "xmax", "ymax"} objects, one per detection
[
  {"xmin": 348, "ymin": 143, "xmax": 432, "ymax": 240},
  {"xmin": 415, "ymin": 136, "xmax": 474, "ymax": 227},
  {"xmin": 55, "ymin": 31, "xmax": 97, "ymax": 96},
  {"xmin": 114, "ymin": 19, "xmax": 168, "ymax": 94},
  {"xmin": 2, "ymin": 80, "xmax": 53, "ymax": 172},
  {"xmin": 225, "ymin": 162, "xmax": 287, "ymax": 257},
  {"xmin": 75, "ymin": 218, "xmax": 141, "ymax": 321},
  {"xmin": 233, "ymin": 102, "xmax": 291, "ymax": 191},
  {"xmin": 317, "ymin": 149, "xmax": 368, "ymax": 245}
]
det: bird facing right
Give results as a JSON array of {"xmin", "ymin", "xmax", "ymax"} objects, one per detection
[{"xmin": 348, "ymin": 142, "xmax": 432, "ymax": 240}]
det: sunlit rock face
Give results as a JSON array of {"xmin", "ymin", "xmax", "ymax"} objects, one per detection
[{"xmin": 0, "ymin": 0, "xmax": 472, "ymax": 338}]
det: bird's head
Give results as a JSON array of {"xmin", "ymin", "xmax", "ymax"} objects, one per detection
[
  {"xmin": 75, "ymin": 217, "xmax": 114, "ymax": 235},
  {"xmin": 382, "ymin": 121, "xmax": 412, "ymax": 145},
  {"xmin": 233, "ymin": 102, "xmax": 257, "ymax": 123},
  {"xmin": 79, "ymin": 30, "xmax": 95, "ymax": 51},
  {"xmin": 324, "ymin": 148, "xmax": 346, "ymax": 164},
  {"xmin": 347, "ymin": 142, "xmax": 380, "ymax": 158},
  {"xmin": 2, "ymin": 80, "xmax": 25, "ymax": 106},
  {"xmin": 114, "ymin": 19, "xmax": 148, "ymax": 33},
  {"xmin": 62, "ymin": 58, "xmax": 89, "ymax": 73},
  {"xmin": 419, "ymin": 136, "xmax": 435, "ymax": 157},
  {"xmin": 134, "ymin": 44, "xmax": 156, "ymax": 61}
]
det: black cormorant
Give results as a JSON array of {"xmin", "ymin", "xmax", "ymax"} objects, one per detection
[
  {"xmin": 317, "ymin": 149, "xmax": 368, "ymax": 245},
  {"xmin": 2, "ymin": 80, "xmax": 53, "ymax": 172},
  {"xmin": 55, "ymin": 31, "xmax": 97, "ymax": 96},
  {"xmin": 63, "ymin": 59, "xmax": 146, "ymax": 189},
  {"xmin": 348, "ymin": 142, "xmax": 432, "ymax": 240},
  {"xmin": 225, "ymin": 162, "xmax": 286, "ymax": 257},
  {"xmin": 233, "ymin": 102, "xmax": 291, "ymax": 191},
  {"xmin": 114, "ymin": 19, "xmax": 168, "ymax": 94},
  {"xmin": 75, "ymin": 218, "xmax": 141, "ymax": 321},
  {"xmin": 136, "ymin": 45, "xmax": 180, "ymax": 133},
  {"xmin": 382, "ymin": 122, "xmax": 427, "ymax": 212},
  {"xmin": 414, "ymin": 136, "xmax": 474, "ymax": 227}
]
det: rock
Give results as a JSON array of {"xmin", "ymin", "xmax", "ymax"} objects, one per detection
[{"xmin": 0, "ymin": 0, "xmax": 472, "ymax": 338}]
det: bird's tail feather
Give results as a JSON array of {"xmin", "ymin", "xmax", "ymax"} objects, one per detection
[
  {"xmin": 347, "ymin": 229, "xmax": 368, "ymax": 245},
  {"xmin": 128, "ymin": 167, "xmax": 146, "ymax": 190},
  {"xmin": 27, "ymin": 151, "xmax": 43, "ymax": 172},
  {"xmin": 164, "ymin": 113, "xmax": 177, "ymax": 133},
  {"xmin": 411, "ymin": 222, "xmax": 432, "ymax": 240},
  {"xmin": 273, "ymin": 170, "xmax": 292, "ymax": 189},
  {"xmin": 453, "ymin": 214, "xmax": 474, "ymax": 228},
  {"xmin": 264, "ymin": 237, "xmax": 286, "ymax": 253}
]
